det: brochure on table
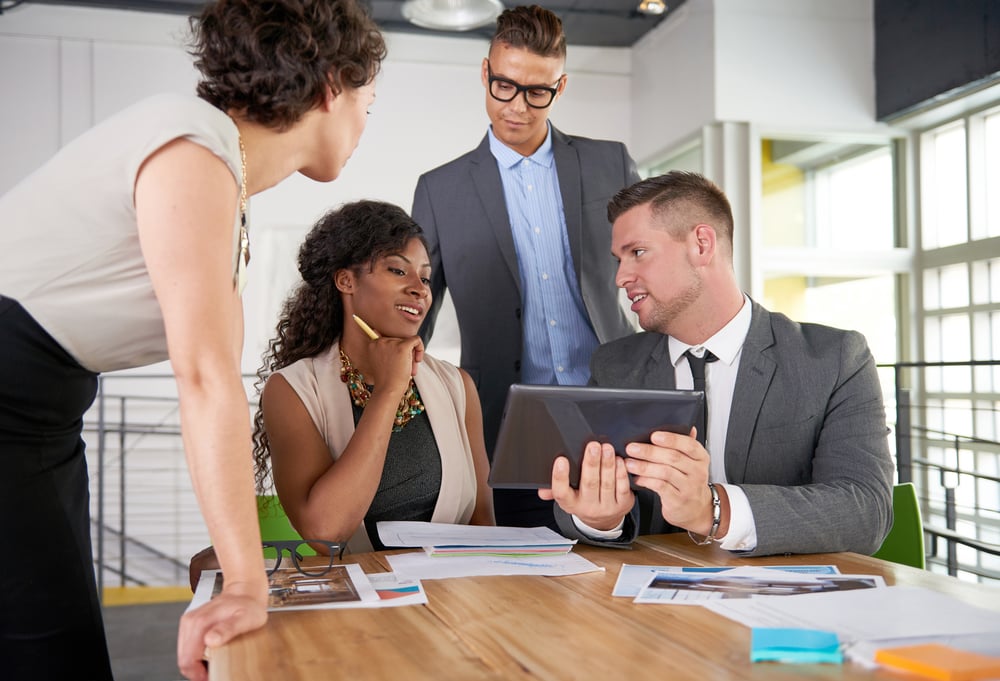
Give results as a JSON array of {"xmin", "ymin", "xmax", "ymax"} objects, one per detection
[
  {"xmin": 189, "ymin": 564, "xmax": 427, "ymax": 612},
  {"xmin": 632, "ymin": 566, "xmax": 884, "ymax": 604}
]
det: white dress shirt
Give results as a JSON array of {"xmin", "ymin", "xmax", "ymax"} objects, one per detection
[
  {"xmin": 575, "ymin": 296, "xmax": 759, "ymax": 550},
  {"xmin": 668, "ymin": 296, "xmax": 756, "ymax": 551}
]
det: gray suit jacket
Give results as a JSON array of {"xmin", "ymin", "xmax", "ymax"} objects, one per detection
[
  {"xmin": 412, "ymin": 126, "xmax": 640, "ymax": 453},
  {"xmin": 555, "ymin": 302, "xmax": 894, "ymax": 556}
]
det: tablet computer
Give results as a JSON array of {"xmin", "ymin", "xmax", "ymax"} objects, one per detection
[{"xmin": 488, "ymin": 384, "xmax": 704, "ymax": 489}]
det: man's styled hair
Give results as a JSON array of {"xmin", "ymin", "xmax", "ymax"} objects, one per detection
[
  {"xmin": 491, "ymin": 5, "xmax": 567, "ymax": 60},
  {"xmin": 607, "ymin": 171, "xmax": 734, "ymax": 247}
]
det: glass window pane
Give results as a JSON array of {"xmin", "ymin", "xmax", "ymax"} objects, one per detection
[
  {"xmin": 816, "ymin": 151, "xmax": 894, "ymax": 249},
  {"xmin": 924, "ymin": 315, "xmax": 942, "ymax": 361},
  {"xmin": 940, "ymin": 313, "xmax": 971, "ymax": 362},
  {"xmin": 972, "ymin": 312, "xmax": 992, "ymax": 362},
  {"xmin": 924, "ymin": 268, "xmax": 940, "ymax": 310},
  {"xmin": 924, "ymin": 124, "xmax": 968, "ymax": 249},
  {"xmin": 939, "ymin": 263, "xmax": 969, "ymax": 308},
  {"xmin": 983, "ymin": 112, "xmax": 1000, "ymax": 239},
  {"xmin": 970, "ymin": 257, "xmax": 1000, "ymax": 304},
  {"xmin": 763, "ymin": 139, "xmax": 894, "ymax": 248}
]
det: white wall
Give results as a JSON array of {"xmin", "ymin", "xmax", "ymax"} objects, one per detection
[
  {"xmin": 630, "ymin": 0, "xmax": 717, "ymax": 164},
  {"xmin": 629, "ymin": 0, "xmax": 889, "ymax": 166},
  {"xmin": 0, "ymin": 4, "xmax": 632, "ymax": 371}
]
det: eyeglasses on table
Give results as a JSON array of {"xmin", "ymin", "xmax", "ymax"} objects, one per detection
[{"xmin": 262, "ymin": 539, "xmax": 345, "ymax": 577}]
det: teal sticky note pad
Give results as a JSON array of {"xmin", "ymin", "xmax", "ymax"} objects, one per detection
[{"xmin": 750, "ymin": 628, "xmax": 843, "ymax": 664}]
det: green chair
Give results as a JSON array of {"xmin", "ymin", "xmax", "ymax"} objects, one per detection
[
  {"xmin": 257, "ymin": 494, "xmax": 316, "ymax": 557},
  {"xmin": 873, "ymin": 482, "xmax": 925, "ymax": 569}
]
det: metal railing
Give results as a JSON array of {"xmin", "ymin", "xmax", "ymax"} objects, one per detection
[
  {"xmin": 84, "ymin": 373, "xmax": 258, "ymax": 594},
  {"xmin": 889, "ymin": 361, "xmax": 1000, "ymax": 583}
]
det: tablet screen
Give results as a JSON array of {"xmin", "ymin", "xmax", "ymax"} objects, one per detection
[{"xmin": 488, "ymin": 384, "xmax": 703, "ymax": 489}]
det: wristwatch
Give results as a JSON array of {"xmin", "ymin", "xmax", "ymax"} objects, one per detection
[{"xmin": 688, "ymin": 483, "xmax": 721, "ymax": 545}]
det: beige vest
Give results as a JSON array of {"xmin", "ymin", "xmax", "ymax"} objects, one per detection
[{"xmin": 275, "ymin": 343, "xmax": 477, "ymax": 552}]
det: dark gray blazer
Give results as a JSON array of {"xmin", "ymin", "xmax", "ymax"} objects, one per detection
[
  {"xmin": 412, "ymin": 126, "xmax": 640, "ymax": 453},
  {"xmin": 555, "ymin": 302, "xmax": 895, "ymax": 556}
]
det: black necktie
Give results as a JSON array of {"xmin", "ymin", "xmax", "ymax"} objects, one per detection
[{"xmin": 685, "ymin": 349, "xmax": 718, "ymax": 446}]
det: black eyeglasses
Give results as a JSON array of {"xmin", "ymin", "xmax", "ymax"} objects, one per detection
[
  {"xmin": 487, "ymin": 60, "xmax": 564, "ymax": 109},
  {"xmin": 262, "ymin": 539, "xmax": 345, "ymax": 577}
]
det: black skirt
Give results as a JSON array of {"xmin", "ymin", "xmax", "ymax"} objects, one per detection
[{"xmin": 0, "ymin": 296, "xmax": 113, "ymax": 681}]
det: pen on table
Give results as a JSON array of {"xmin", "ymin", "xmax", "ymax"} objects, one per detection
[{"xmin": 353, "ymin": 314, "xmax": 380, "ymax": 340}]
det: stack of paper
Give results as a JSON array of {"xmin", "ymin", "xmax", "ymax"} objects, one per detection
[
  {"xmin": 376, "ymin": 521, "xmax": 602, "ymax": 580},
  {"xmin": 701, "ymin": 584, "xmax": 1000, "ymax": 670},
  {"xmin": 377, "ymin": 521, "xmax": 576, "ymax": 557}
]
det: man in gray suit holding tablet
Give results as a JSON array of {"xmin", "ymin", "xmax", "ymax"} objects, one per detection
[
  {"xmin": 412, "ymin": 5, "xmax": 638, "ymax": 528},
  {"xmin": 542, "ymin": 171, "xmax": 895, "ymax": 556}
]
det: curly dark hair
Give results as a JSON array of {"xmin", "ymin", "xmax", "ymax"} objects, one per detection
[
  {"xmin": 190, "ymin": 0, "xmax": 386, "ymax": 130},
  {"xmin": 252, "ymin": 200, "xmax": 426, "ymax": 493},
  {"xmin": 491, "ymin": 5, "xmax": 566, "ymax": 60}
]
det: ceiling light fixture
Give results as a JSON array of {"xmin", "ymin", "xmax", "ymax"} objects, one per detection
[
  {"xmin": 637, "ymin": 0, "xmax": 667, "ymax": 15},
  {"xmin": 402, "ymin": 0, "xmax": 504, "ymax": 31}
]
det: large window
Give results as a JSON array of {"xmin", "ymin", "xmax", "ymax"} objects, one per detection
[
  {"xmin": 760, "ymin": 137, "xmax": 904, "ymax": 376},
  {"xmin": 916, "ymin": 105, "xmax": 1000, "ymax": 582}
]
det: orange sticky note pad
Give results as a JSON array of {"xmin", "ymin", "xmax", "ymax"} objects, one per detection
[{"xmin": 874, "ymin": 643, "xmax": 1000, "ymax": 681}]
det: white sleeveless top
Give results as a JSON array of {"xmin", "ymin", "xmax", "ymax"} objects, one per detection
[
  {"xmin": 275, "ymin": 343, "xmax": 479, "ymax": 553},
  {"xmin": 0, "ymin": 93, "xmax": 244, "ymax": 373}
]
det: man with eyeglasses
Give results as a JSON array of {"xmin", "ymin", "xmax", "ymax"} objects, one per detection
[{"xmin": 412, "ymin": 4, "xmax": 639, "ymax": 529}]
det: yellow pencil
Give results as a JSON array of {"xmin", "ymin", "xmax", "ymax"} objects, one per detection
[{"xmin": 352, "ymin": 314, "xmax": 380, "ymax": 340}]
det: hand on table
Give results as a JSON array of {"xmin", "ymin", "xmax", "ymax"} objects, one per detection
[
  {"xmin": 177, "ymin": 580, "xmax": 268, "ymax": 681},
  {"xmin": 539, "ymin": 441, "xmax": 634, "ymax": 531}
]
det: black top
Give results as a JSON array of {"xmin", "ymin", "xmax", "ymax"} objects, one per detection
[{"xmin": 351, "ymin": 401, "xmax": 441, "ymax": 550}]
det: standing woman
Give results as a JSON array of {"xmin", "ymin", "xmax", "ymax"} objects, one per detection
[{"xmin": 0, "ymin": 1, "xmax": 385, "ymax": 680}]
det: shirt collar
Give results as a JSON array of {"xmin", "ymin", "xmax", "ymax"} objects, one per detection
[
  {"xmin": 669, "ymin": 294, "xmax": 752, "ymax": 367},
  {"xmin": 487, "ymin": 122, "xmax": 554, "ymax": 169}
]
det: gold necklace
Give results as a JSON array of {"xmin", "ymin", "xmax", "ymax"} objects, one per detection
[
  {"xmin": 230, "ymin": 118, "xmax": 250, "ymax": 288},
  {"xmin": 339, "ymin": 349, "xmax": 425, "ymax": 432}
]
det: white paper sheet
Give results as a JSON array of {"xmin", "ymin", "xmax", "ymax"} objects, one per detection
[
  {"xmin": 385, "ymin": 550, "xmax": 603, "ymax": 580},
  {"xmin": 704, "ymin": 585, "xmax": 1000, "ymax": 645},
  {"xmin": 376, "ymin": 521, "xmax": 575, "ymax": 548}
]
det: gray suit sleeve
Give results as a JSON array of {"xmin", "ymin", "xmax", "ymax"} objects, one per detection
[
  {"xmin": 552, "ymin": 502, "xmax": 639, "ymax": 548},
  {"xmin": 740, "ymin": 331, "xmax": 894, "ymax": 556},
  {"xmin": 412, "ymin": 175, "xmax": 446, "ymax": 345}
]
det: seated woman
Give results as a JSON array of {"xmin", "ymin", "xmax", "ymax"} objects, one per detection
[
  {"xmin": 190, "ymin": 200, "xmax": 492, "ymax": 588},
  {"xmin": 254, "ymin": 199, "xmax": 494, "ymax": 553}
]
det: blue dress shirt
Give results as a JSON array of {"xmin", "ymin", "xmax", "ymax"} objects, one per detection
[{"xmin": 488, "ymin": 125, "xmax": 600, "ymax": 386}]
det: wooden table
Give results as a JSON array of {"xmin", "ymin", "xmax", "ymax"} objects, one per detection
[{"xmin": 209, "ymin": 534, "xmax": 1000, "ymax": 680}]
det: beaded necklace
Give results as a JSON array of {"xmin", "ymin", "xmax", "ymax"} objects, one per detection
[{"xmin": 339, "ymin": 349, "xmax": 425, "ymax": 431}]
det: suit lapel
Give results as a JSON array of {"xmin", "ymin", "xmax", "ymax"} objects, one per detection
[
  {"xmin": 725, "ymin": 303, "xmax": 776, "ymax": 483},
  {"xmin": 552, "ymin": 127, "xmax": 584, "ymax": 279},
  {"xmin": 470, "ymin": 134, "xmax": 521, "ymax": 292}
]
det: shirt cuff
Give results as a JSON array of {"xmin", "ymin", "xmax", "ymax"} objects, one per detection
[
  {"xmin": 717, "ymin": 483, "xmax": 757, "ymax": 551},
  {"xmin": 572, "ymin": 514, "xmax": 625, "ymax": 540}
]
